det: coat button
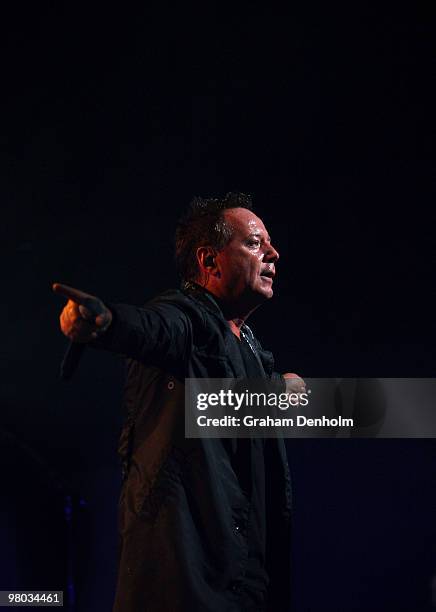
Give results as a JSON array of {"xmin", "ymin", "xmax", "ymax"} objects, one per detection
[
  {"xmin": 167, "ymin": 381, "xmax": 175, "ymax": 390},
  {"xmin": 229, "ymin": 580, "xmax": 242, "ymax": 593}
]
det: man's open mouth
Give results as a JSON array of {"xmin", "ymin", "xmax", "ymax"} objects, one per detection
[{"xmin": 260, "ymin": 268, "xmax": 275, "ymax": 279}]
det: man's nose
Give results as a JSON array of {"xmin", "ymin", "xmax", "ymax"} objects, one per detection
[{"xmin": 264, "ymin": 243, "xmax": 280, "ymax": 263}]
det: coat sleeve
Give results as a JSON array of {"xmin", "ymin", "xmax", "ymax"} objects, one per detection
[{"xmin": 91, "ymin": 300, "xmax": 194, "ymax": 370}]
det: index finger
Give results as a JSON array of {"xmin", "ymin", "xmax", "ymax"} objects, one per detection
[{"xmin": 52, "ymin": 283, "xmax": 96, "ymax": 308}]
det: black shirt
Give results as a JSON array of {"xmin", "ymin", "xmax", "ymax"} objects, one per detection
[{"xmin": 233, "ymin": 331, "xmax": 269, "ymax": 605}]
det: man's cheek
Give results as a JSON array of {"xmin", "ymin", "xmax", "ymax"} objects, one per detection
[{"xmin": 251, "ymin": 267, "xmax": 262, "ymax": 286}]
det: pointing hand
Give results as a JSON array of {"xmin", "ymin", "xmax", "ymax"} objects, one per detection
[{"xmin": 53, "ymin": 283, "xmax": 113, "ymax": 343}]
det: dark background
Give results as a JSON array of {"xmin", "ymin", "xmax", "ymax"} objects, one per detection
[{"xmin": 1, "ymin": 3, "xmax": 435, "ymax": 611}]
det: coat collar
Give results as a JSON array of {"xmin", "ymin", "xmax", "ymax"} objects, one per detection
[
  {"xmin": 181, "ymin": 281, "xmax": 226, "ymax": 319},
  {"xmin": 181, "ymin": 281, "xmax": 274, "ymax": 377}
]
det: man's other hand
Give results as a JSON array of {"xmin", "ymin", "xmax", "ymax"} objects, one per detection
[
  {"xmin": 53, "ymin": 283, "xmax": 113, "ymax": 342},
  {"xmin": 282, "ymin": 372, "xmax": 306, "ymax": 394}
]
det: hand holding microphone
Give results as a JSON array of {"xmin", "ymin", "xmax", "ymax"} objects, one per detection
[
  {"xmin": 53, "ymin": 283, "xmax": 113, "ymax": 380},
  {"xmin": 53, "ymin": 283, "xmax": 113, "ymax": 342}
]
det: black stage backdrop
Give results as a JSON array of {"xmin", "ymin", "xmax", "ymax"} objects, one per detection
[{"xmin": 1, "ymin": 4, "xmax": 435, "ymax": 611}]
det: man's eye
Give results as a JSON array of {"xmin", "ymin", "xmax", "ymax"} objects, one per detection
[{"xmin": 248, "ymin": 240, "xmax": 260, "ymax": 247}]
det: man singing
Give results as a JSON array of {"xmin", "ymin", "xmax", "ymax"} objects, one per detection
[{"xmin": 54, "ymin": 192, "xmax": 295, "ymax": 611}]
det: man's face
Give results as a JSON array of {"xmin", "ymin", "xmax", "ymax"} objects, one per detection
[{"xmin": 214, "ymin": 207, "xmax": 279, "ymax": 306}]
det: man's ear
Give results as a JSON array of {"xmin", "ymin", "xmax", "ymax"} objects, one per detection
[{"xmin": 196, "ymin": 247, "xmax": 219, "ymax": 276}]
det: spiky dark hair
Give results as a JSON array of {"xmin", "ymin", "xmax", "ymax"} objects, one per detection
[{"xmin": 175, "ymin": 192, "xmax": 253, "ymax": 282}]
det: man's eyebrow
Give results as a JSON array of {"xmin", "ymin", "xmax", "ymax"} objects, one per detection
[{"xmin": 246, "ymin": 231, "xmax": 272, "ymax": 242}]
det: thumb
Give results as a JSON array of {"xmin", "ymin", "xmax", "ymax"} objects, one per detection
[
  {"xmin": 95, "ymin": 313, "xmax": 107, "ymax": 327},
  {"xmin": 78, "ymin": 304, "xmax": 95, "ymax": 322},
  {"xmin": 95, "ymin": 312, "xmax": 111, "ymax": 328}
]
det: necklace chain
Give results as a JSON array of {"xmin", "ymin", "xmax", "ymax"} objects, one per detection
[{"xmin": 240, "ymin": 327, "xmax": 257, "ymax": 356}]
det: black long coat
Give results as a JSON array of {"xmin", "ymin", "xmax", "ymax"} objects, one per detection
[{"xmin": 95, "ymin": 284, "xmax": 292, "ymax": 612}]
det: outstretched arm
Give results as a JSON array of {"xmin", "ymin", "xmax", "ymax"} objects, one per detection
[{"xmin": 53, "ymin": 283, "xmax": 192, "ymax": 369}]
